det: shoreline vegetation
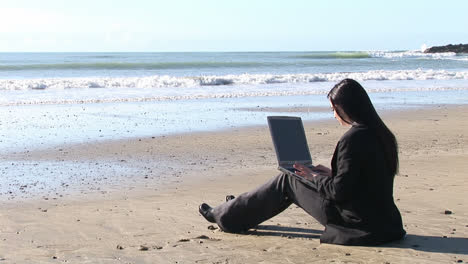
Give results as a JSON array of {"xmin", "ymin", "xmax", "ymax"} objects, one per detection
[{"xmin": 1, "ymin": 104, "xmax": 467, "ymax": 263}]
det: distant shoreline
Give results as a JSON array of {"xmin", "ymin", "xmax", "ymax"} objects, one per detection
[{"xmin": 424, "ymin": 43, "xmax": 468, "ymax": 53}]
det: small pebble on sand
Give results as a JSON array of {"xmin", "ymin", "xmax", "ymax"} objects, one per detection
[{"xmin": 139, "ymin": 245, "xmax": 149, "ymax": 251}]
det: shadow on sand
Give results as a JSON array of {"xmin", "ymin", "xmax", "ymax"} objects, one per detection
[
  {"xmin": 248, "ymin": 225, "xmax": 468, "ymax": 255},
  {"xmin": 385, "ymin": 234, "xmax": 468, "ymax": 255}
]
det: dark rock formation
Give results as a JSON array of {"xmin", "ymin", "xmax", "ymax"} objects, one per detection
[{"xmin": 424, "ymin": 44, "xmax": 468, "ymax": 53}]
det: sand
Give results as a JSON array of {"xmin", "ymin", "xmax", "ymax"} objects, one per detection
[{"xmin": 0, "ymin": 105, "xmax": 467, "ymax": 263}]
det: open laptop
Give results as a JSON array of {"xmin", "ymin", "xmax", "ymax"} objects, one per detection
[{"xmin": 267, "ymin": 116, "xmax": 316, "ymax": 188}]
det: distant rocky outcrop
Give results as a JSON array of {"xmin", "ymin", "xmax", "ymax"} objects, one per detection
[{"xmin": 424, "ymin": 44, "xmax": 468, "ymax": 53}]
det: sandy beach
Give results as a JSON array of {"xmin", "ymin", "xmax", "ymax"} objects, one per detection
[{"xmin": 0, "ymin": 104, "xmax": 467, "ymax": 263}]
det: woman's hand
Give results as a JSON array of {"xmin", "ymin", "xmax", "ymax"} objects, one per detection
[
  {"xmin": 313, "ymin": 164, "xmax": 332, "ymax": 177},
  {"xmin": 293, "ymin": 163, "xmax": 332, "ymax": 180},
  {"xmin": 293, "ymin": 163, "xmax": 317, "ymax": 180}
]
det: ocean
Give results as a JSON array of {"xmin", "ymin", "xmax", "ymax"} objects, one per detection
[
  {"xmin": 1, "ymin": 50, "xmax": 468, "ymax": 200},
  {"xmin": 1, "ymin": 51, "xmax": 468, "ymax": 151}
]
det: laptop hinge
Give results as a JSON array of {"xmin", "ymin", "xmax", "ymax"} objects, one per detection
[{"xmin": 280, "ymin": 160, "xmax": 312, "ymax": 168}]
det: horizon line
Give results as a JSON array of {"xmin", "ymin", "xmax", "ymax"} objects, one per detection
[{"xmin": 0, "ymin": 49, "xmax": 413, "ymax": 53}]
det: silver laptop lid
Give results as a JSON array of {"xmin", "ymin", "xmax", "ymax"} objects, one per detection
[{"xmin": 267, "ymin": 116, "xmax": 312, "ymax": 167}]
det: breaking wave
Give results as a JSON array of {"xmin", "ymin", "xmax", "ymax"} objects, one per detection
[
  {"xmin": 1, "ymin": 69, "xmax": 467, "ymax": 91},
  {"xmin": 367, "ymin": 50, "xmax": 458, "ymax": 59}
]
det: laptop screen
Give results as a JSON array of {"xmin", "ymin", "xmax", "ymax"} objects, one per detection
[{"xmin": 268, "ymin": 116, "xmax": 312, "ymax": 165}]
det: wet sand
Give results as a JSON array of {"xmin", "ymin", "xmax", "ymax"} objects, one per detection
[{"xmin": 0, "ymin": 105, "xmax": 467, "ymax": 263}]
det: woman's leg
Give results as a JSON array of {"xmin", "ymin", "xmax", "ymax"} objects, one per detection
[{"xmin": 210, "ymin": 173, "xmax": 328, "ymax": 232}]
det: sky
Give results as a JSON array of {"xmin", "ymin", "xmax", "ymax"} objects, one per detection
[{"xmin": 0, "ymin": 0, "xmax": 467, "ymax": 52}]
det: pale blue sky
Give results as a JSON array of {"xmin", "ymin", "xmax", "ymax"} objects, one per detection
[{"xmin": 1, "ymin": 0, "xmax": 467, "ymax": 52}]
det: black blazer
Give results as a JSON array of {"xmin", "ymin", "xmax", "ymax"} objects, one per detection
[{"xmin": 313, "ymin": 124, "xmax": 405, "ymax": 245}]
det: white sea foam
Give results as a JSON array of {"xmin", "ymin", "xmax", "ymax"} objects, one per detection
[
  {"xmin": 1, "ymin": 69, "xmax": 467, "ymax": 91},
  {"xmin": 449, "ymin": 57, "xmax": 468, "ymax": 61},
  {"xmin": 1, "ymin": 81, "xmax": 468, "ymax": 107},
  {"xmin": 368, "ymin": 50, "xmax": 457, "ymax": 59},
  {"xmin": 3, "ymin": 85, "xmax": 468, "ymax": 107}
]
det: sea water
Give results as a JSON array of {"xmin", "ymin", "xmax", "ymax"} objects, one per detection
[
  {"xmin": 1, "ymin": 51, "xmax": 468, "ymax": 200},
  {"xmin": 1, "ymin": 51, "xmax": 468, "ymax": 152}
]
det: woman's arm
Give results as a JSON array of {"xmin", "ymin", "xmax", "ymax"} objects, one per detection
[{"xmin": 313, "ymin": 137, "xmax": 360, "ymax": 202}]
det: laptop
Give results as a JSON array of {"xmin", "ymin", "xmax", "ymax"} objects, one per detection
[{"xmin": 267, "ymin": 116, "xmax": 316, "ymax": 187}]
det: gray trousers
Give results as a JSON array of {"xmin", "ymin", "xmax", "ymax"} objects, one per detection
[{"xmin": 211, "ymin": 173, "xmax": 328, "ymax": 232}]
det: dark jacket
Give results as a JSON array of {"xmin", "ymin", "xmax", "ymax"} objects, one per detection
[{"xmin": 313, "ymin": 124, "xmax": 406, "ymax": 245}]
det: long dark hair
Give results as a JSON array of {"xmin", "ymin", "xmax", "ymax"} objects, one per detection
[{"xmin": 328, "ymin": 79, "xmax": 399, "ymax": 175}]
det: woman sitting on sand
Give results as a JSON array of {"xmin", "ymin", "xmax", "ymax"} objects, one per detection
[{"xmin": 199, "ymin": 79, "xmax": 406, "ymax": 246}]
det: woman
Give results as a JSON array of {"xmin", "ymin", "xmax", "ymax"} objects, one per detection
[{"xmin": 199, "ymin": 79, "xmax": 406, "ymax": 246}]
